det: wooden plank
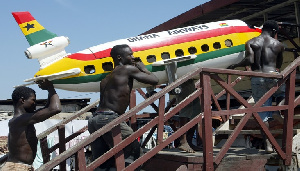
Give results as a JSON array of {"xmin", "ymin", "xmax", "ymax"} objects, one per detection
[
  {"xmin": 231, "ymin": 114, "xmax": 300, "ymax": 120},
  {"xmin": 215, "ymin": 129, "xmax": 300, "ymax": 135},
  {"xmin": 142, "ymin": 148, "xmax": 275, "ymax": 170}
]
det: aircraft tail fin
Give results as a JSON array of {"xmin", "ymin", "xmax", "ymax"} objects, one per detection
[
  {"xmin": 12, "ymin": 11, "xmax": 57, "ymax": 46},
  {"xmin": 12, "ymin": 11, "xmax": 70, "ymax": 69}
]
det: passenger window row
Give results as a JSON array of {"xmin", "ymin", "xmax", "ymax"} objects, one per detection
[
  {"xmin": 92, "ymin": 39, "xmax": 233, "ymax": 73},
  {"xmin": 145, "ymin": 39, "xmax": 233, "ymax": 63}
]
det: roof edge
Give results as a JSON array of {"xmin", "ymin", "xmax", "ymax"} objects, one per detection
[{"xmin": 141, "ymin": 0, "xmax": 241, "ymax": 35}]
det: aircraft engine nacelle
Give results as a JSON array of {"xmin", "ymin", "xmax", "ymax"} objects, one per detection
[{"xmin": 25, "ymin": 36, "xmax": 70, "ymax": 59}]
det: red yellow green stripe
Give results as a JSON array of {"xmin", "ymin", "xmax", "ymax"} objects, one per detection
[
  {"xmin": 50, "ymin": 45, "xmax": 246, "ymax": 85},
  {"xmin": 67, "ymin": 26, "xmax": 260, "ymax": 61}
]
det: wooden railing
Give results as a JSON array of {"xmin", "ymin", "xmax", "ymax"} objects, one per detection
[
  {"xmin": 33, "ymin": 56, "xmax": 300, "ymax": 170},
  {"xmin": 200, "ymin": 56, "xmax": 300, "ymax": 169},
  {"xmin": 1, "ymin": 56, "xmax": 299, "ymax": 170}
]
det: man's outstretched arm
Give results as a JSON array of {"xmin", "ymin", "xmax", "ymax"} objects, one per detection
[
  {"xmin": 29, "ymin": 80, "xmax": 62, "ymax": 124},
  {"xmin": 228, "ymin": 41, "xmax": 254, "ymax": 69},
  {"xmin": 130, "ymin": 61, "xmax": 159, "ymax": 85}
]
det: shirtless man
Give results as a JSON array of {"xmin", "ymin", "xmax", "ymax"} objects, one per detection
[
  {"xmin": 88, "ymin": 44, "xmax": 158, "ymax": 170},
  {"xmin": 228, "ymin": 20, "xmax": 285, "ymax": 152},
  {"xmin": 2, "ymin": 80, "xmax": 61, "ymax": 170}
]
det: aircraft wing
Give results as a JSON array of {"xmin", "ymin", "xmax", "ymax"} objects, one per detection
[
  {"xmin": 14, "ymin": 68, "xmax": 81, "ymax": 87},
  {"xmin": 152, "ymin": 54, "xmax": 197, "ymax": 66}
]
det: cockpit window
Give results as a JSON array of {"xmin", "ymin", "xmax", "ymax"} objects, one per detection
[{"xmin": 84, "ymin": 65, "xmax": 96, "ymax": 74}]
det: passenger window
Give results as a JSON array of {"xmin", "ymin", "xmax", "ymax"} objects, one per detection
[
  {"xmin": 161, "ymin": 52, "xmax": 170, "ymax": 60},
  {"xmin": 213, "ymin": 42, "xmax": 221, "ymax": 49},
  {"xmin": 175, "ymin": 49, "xmax": 184, "ymax": 57},
  {"xmin": 147, "ymin": 55, "xmax": 156, "ymax": 63},
  {"xmin": 84, "ymin": 65, "xmax": 96, "ymax": 74},
  {"xmin": 102, "ymin": 62, "xmax": 113, "ymax": 71},
  {"xmin": 188, "ymin": 47, "xmax": 197, "ymax": 54},
  {"xmin": 201, "ymin": 44, "xmax": 209, "ymax": 52},
  {"xmin": 225, "ymin": 39, "xmax": 233, "ymax": 47}
]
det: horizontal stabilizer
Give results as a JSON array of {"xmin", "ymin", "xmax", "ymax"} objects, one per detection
[
  {"xmin": 14, "ymin": 82, "xmax": 37, "ymax": 88},
  {"xmin": 14, "ymin": 68, "xmax": 81, "ymax": 88},
  {"xmin": 152, "ymin": 55, "xmax": 197, "ymax": 66},
  {"xmin": 24, "ymin": 68, "xmax": 81, "ymax": 82}
]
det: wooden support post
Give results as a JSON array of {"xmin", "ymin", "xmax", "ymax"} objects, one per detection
[
  {"xmin": 201, "ymin": 72, "xmax": 214, "ymax": 170},
  {"xmin": 283, "ymin": 69, "xmax": 296, "ymax": 165},
  {"xmin": 58, "ymin": 125, "xmax": 66, "ymax": 171},
  {"xmin": 226, "ymin": 75, "xmax": 231, "ymax": 122},
  {"xmin": 130, "ymin": 90, "xmax": 137, "ymax": 131},
  {"xmin": 112, "ymin": 125, "xmax": 125, "ymax": 170},
  {"xmin": 40, "ymin": 136, "xmax": 50, "ymax": 163},
  {"xmin": 75, "ymin": 148, "xmax": 86, "ymax": 171},
  {"xmin": 157, "ymin": 95, "xmax": 166, "ymax": 145}
]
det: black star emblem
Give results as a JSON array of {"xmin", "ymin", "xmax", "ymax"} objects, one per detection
[{"xmin": 23, "ymin": 23, "xmax": 35, "ymax": 31}]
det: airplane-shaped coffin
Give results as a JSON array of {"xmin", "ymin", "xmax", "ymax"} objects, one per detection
[{"xmin": 12, "ymin": 11, "xmax": 261, "ymax": 92}]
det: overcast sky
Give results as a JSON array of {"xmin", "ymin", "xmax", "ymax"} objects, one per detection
[{"xmin": 0, "ymin": 0, "xmax": 209, "ymax": 105}]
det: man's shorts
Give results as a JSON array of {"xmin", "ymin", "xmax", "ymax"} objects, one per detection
[
  {"xmin": 1, "ymin": 161, "xmax": 34, "ymax": 171},
  {"xmin": 251, "ymin": 77, "xmax": 285, "ymax": 122}
]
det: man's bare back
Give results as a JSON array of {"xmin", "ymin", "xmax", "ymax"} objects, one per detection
[
  {"xmin": 247, "ymin": 34, "xmax": 284, "ymax": 73},
  {"xmin": 228, "ymin": 20, "xmax": 284, "ymax": 72}
]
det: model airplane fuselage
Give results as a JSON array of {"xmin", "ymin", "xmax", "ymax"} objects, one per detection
[{"xmin": 12, "ymin": 11, "xmax": 261, "ymax": 92}]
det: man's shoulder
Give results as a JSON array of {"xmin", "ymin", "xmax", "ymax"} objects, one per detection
[
  {"xmin": 115, "ymin": 65, "xmax": 138, "ymax": 73},
  {"xmin": 114, "ymin": 65, "xmax": 134, "ymax": 70},
  {"xmin": 247, "ymin": 36, "xmax": 261, "ymax": 45},
  {"xmin": 273, "ymin": 38, "xmax": 283, "ymax": 45},
  {"xmin": 271, "ymin": 38, "xmax": 284, "ymax": 49},
  {"xmin": 9, "ymin": 113, "xmax": 32, "ymax": 125}
]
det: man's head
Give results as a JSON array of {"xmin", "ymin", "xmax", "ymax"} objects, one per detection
[
  {"xmin": 110, "ymin": 44, "xmax": 134, "ymax": 66},
  {"xmin": 262, "ymin": 20, "xmax": 279, "ymax": 36},
  {"xmin": 12, "ymin": 86, "xmax": 36, "ymax": 112}
]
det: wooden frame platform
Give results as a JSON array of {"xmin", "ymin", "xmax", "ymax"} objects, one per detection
[{"xmin": 142, "ymin": 147, "xmax": 277, "ymax": 171}]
